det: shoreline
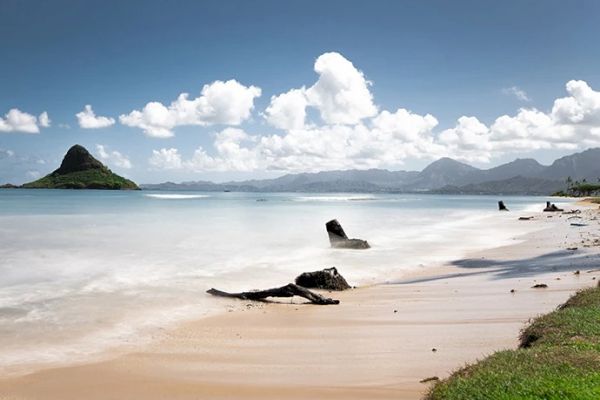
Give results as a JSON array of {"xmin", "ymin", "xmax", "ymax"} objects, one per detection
[{"xmin": 1, "ymin": 203, "xmax": 599, "ymax": 399}]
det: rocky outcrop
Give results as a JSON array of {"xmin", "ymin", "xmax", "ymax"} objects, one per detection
[
  {"xmin": 22, "ymin": 145, "xmax": 139, "ymax": 190},
  {"xmin": 325, "ymin": 219, "xmax": 370, "ymax": 249},
  {"xmin": 543, "ymin": 201, "xmax": 564, "ymax": 212},
  {"xmin": 295, "ymin": 267, "xmax": 351, "ymax": 291}
]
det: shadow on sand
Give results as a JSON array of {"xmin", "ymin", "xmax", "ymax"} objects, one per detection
[{"xmin": 394, "ymin": 250, "xmax": 600, "ymax": 285}]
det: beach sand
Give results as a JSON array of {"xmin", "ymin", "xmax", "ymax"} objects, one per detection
[{"xmin": 1, "ymin": 205, "xmax": 599, "ymax": 400}]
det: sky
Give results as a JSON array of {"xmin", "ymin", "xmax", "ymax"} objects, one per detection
[{"xmin": 1, "ymin": 0, "xmax": 600, "ymax": 184}]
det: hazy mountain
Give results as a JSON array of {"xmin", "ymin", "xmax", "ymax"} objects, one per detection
[
  {"xmin": 140, "ymin": 147, "xmax": 600, "ymax": 195},
  {"xmin": 480, "ymin": 158, "xmax": 546, "ymax": 182},
  {"xmin": 226, "ymin": 169, "xmax": 419, "ymax": 192},
  {"xmin": 404, "ymin": 158, "xmax": 479, "ymax": 190},
  {"xmin": 434, "ymin": 176, "xmax": 566, "ymax": 196},
  {"xmin": 539, "ymin": 148, "xmax": 600, "ymax": 182}
]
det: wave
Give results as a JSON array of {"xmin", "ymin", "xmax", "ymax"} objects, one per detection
[
  {"xmin": 294, "ymin": 195, "xmax": 377, "ymax": 202},
  {"xmin": 144, "ymin": 194, "xmax": 210, "ymax": 200}
]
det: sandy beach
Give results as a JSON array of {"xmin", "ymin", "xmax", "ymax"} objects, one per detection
[{"xmin": 1, "ymin": 203, "xmax": 599, "ymax": 400}]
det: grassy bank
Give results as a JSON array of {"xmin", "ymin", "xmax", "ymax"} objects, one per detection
[{"xmin": 426, "ymin": 284, "xmax": 600, "ymax": 400}]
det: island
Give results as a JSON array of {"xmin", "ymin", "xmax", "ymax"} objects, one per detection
[{"xmin": 21, "ymin": 144, "xmax": 139, "ymax": 190}]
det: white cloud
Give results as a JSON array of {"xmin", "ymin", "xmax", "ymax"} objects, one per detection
[
  {"xmin": 306, "ymin": 52, "xmax": 377, "ymax": 125},
  {"xmin": 95, "ymin": 145, "xmax": 132, "ymax": 169},
  {"xmin": 551, "ymin": 80, "xmax": 600, "ymax": 125},
  {"xmin": 264, "ymin": 52, "xmax": 377, "ymax": 129},
  {"xmin": 502, "ymin": 86, "xmax": 531, "ymax": 102},
  {"xmin": 149, "ymin": 148, "xmax": 183, "ymax": 169},
  {"xmin": 0, "ymin": 109, "xmax": 49, "ymax": 134},
  {"xmin": 263, "ymin": 88, "xmax": 308, "ymax": 130},
  {"xmin": 77, "ymin": 105, "xmax": 116, "ymax": 129},
  {"xmin": 120, "ymin": 80, "xmax": 261, "ymax": 138},
  {"xmin": 38, "ymin": 112, "xmax": 51, "ymax": 128},
  {"xmin": 438, "ymin": 116, "xmax": 493, "ymax": 162},
  {"xmin": 111, "ymin": 51, "xmax": 596, "ymax": 173}
]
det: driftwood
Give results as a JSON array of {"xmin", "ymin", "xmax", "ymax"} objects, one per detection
[
  {"xmin": 326, "ymin": 219, "xmax": 370, "ymax": 249},
  {"xmin": 295, "ymin": 267, "xmax": 351, "ymax": 291},
  {"xmin": 207, "ymin": 283, "xmax": 340, "ymax": 305},
  {"xmin": 498, "ymin": 201, "xmax": 509, "ymax": 211}
]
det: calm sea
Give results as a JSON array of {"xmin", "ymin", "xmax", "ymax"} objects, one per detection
[{"xmin": 0, "ymin": 190, "xmax": 569, "ymax": 372}]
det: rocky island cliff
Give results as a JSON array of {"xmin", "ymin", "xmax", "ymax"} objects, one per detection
[{"xmin": 22, "ymin": 145, "xmax": 139, "ymax": 190}]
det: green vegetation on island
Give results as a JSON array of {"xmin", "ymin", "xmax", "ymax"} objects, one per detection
[
  {"xmin": 425, "ymin": 284, "xmax": 600, "ymax": 400},
  {"xmin": 22, "ymin": 144, "xmax": 139, "ymax": 190}
]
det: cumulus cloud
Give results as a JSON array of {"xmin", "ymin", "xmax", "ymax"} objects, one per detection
[
  {"xmin": 305, "ymin": 52, "xmax": 377, "ymax": 124},
  {"xmin": 149, "ymin": 148, "xmax": 183, "ymax": 169},
  {"xmin": 264, "ymin": 52, "xmax": 377, "ymax": 129},
  {"xmin": 502, "ymin": 86, "xmax": 531, "ymax": 102},
  {"xmin": 0, "ymin": 109, "xmax": 50, "ymax": 134},
  {"xmin": 38, "ymin": 112, "xmax": 51, "ymax": 128},
  {"xmin": 151, "ymin": 76, "xmax": 600, "ymax": 172},
  {"xmin": 77, "ymin": 105, "xmax": 116, "ymax": 129},
  {"xmin": 95, "ymin": 145, "xmax": 132, "ymax": 169},
  {"xmin": 120, "ymin": 80, "xmax": 261, "ymax": 138},
  {"xmin": 263, "ymin": 88, "xmax": 308, "ymax": 130}
]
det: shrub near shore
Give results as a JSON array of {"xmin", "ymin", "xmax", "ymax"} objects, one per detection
[{"xmin": 425, "ymin": 285, "xmax": 600, "ymax": 400}]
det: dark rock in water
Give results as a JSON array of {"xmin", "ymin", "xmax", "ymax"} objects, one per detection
[
  {"xmin": 326, "ymin": 219, "xmax": 348, "ymax": 240},
  {"xmin": 543, "ymin": 201, "xmax": 563, "ymax": 212},
  {"xmin": 295, "ymin": 267, "xmax": 351, "ymax": 291},
  {"xmin": 325, "ymin": 219, "xmax": 370, "ymax": 249},
  {"xmin": 498, "ymin": 200, "xmax": 509, "ymax": 211}
]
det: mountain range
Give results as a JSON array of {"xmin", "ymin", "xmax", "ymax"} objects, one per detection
[{"xmin": 143, "ymin": 147, "xmax": 600, "ymax": 195}]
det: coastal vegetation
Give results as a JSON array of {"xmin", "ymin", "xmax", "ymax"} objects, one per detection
[
  {"xmin": 426, "ymin": 284, "xmax": 600, "ymax": 400},
  {"xmin": 553, "ymin": 177, "xmax": 600, "ymax": 197}
]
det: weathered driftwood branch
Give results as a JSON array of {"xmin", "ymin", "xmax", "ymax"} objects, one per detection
[{"xmin": 207, "ymin": 283, "xmax": 340, "ymax": 305}]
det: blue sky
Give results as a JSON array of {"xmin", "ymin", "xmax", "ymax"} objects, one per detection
[{"xmin": 1, "ymin": 0, "xmax": 600, "ymax": 184}]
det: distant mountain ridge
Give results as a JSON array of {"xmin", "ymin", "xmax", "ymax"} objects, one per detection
[{"xmin": 141, "ymin": 148, "xmax": 600, "ymax": 195}]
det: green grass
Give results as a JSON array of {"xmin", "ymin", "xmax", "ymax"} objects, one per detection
[
  {"xmin": 425, "ymin": 286, "xmax": 600, "ymax": 400},
  {"xmin": 22, "ymin": 168, "xmax": 139, "ymax": 190}
]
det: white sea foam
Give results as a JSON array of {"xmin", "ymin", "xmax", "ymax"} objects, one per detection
[
  {"xmin": 294, "ymin": 195, "xmax": 377, "ymax": 202},
  {"xmin": 144, "ymin": 194, "xmax": 210, "ymax": 199}
]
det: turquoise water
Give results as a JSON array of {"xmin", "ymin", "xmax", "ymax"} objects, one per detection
[{"xmin": 0, "ymin": 190, "xmax": 569, "ymax": 371}]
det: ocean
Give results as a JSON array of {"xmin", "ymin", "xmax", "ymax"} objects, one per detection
[{"xmin": 0, "ymin": 190, "xmax": 569, "ymax": 372}]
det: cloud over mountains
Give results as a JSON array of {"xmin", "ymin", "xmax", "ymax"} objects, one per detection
[{"xmin": 150, "ymin": 53, "xmax": 600, "ymax": 172}]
